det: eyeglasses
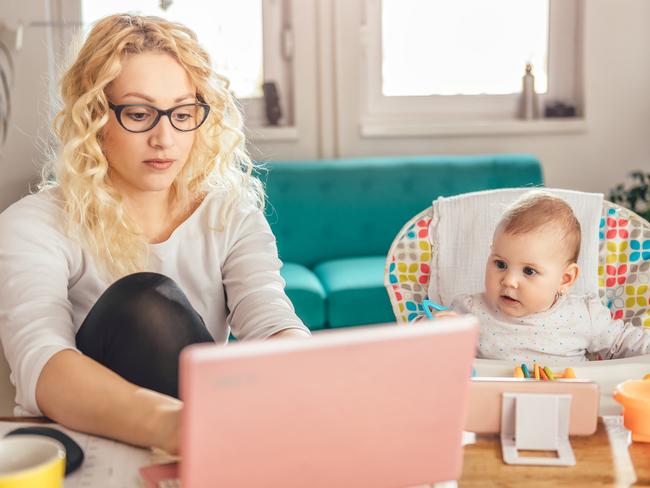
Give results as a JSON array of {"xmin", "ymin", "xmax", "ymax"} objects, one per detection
[{"xmin": 108, "ymin": 101, "xmax": 210, "ymax": 133}]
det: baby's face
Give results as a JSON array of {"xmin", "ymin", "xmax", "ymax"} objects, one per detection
[{"xmin": 485, "ymin": 228, "xmax": 572, "ymax": 317}]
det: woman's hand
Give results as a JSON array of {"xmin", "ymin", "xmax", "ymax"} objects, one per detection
[
  {"xmin": 148, "ymin": 396, "xmax": 183, "ymax": 455},
  {"xmin": 36, "ymin": 350, "xmax": 185, "ymax": 454},
  {"xmin": 270, "ymin": 328, "xmax": 311, "ymax": 338}
]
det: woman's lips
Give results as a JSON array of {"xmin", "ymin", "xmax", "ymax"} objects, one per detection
[{"xmin": 143, "ymin": 159, "xmax": 175, "ymax": 170}]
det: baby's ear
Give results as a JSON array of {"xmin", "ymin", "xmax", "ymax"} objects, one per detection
[{"xmin": 561, "ymin": 262, "xmax": 580, "ymax": 290}]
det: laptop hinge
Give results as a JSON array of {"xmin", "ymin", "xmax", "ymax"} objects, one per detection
[{"xmin": 500, "ymin": 392, "xmax": 575, "ymax": 466}]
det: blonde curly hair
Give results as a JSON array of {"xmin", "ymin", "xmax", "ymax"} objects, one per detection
[{"xmin": 40, "ymin": 14, "xmax": 264, "ymax": 279}]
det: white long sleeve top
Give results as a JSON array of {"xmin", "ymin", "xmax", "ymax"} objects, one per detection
[
  {"xmin": 452, "ymin": 292, "xmax": 650, "ymax": 366},
  {"xmin": 0, "ymin": 189, "xmax": 308, "ymax": 415}
]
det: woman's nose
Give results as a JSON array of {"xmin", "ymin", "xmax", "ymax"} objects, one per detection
[{"xmin": 148, "ymin": 115, "xmax": 176, "ymax": 149}]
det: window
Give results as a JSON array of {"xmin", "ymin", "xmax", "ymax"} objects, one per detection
[
  {"xmin": 381, "ymin": 0, "xmax": 549, "ymax": 96},
  {"xmin": 360, "ymin": 0, "xmax": 583, "ymax": 132},
  {"xmin": 56, "ymin": 0, "xmax": 584, "ymax": 156}
]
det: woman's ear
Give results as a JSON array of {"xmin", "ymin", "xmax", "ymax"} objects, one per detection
[{"xmin": 560, "ymin": 262, "xmax": 580, "ymax": 294}]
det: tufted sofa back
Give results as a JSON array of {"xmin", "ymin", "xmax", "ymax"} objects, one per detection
[{"xmin": 261, "ymin": 154, "xmax": 543, "ymax": 267}]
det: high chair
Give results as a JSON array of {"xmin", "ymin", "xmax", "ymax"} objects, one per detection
[{"xmin": 384, "ymin": 189, "xmax": 650, "ymax": 414}]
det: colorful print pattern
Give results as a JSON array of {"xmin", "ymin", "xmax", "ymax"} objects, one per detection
[
  {"xmin": 386, "ymin": 202, "xmax": 650, "ymax": 327},
  {"xmin": 598, "ymin": 202, "xmax": 650, "ymax": 327},
  {"xmin": 385, "ymin": 208, "xmax": 432, "ymax": 322}
]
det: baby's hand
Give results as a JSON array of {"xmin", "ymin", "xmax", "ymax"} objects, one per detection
[{"xmin": 434, "ymin": 310, "xmax": 458, "ymax": 320}]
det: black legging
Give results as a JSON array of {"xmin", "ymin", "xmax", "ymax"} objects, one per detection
[{"xmin": 75, "ymin": 272, "xmax": 214, "ymax": 398}]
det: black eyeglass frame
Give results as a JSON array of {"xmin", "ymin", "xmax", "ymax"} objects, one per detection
[{"xmin": 108, "ymin": 101, "xmax": 211, "ymax": 133}]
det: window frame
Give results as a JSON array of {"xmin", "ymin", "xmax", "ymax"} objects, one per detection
[
  {"xmin": 243, "ymin": 0, "xmax": 294, "ymax": 128},
  {"xmin": 360, "ymin": 0, "xmax": 583, "ymax": 125}
]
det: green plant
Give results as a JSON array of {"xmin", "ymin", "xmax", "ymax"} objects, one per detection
[{"xmin": 608, "ymin": 171, "xmax": 650, "ymax": 221}]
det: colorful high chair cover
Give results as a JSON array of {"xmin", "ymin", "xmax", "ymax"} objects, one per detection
[{"xmin": 385, "ymin": 199, "xmax": 650, "ymax": 327}]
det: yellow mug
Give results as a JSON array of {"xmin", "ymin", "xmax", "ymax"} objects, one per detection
[{"xmin": 0, "ymin": 435, "xmax": 65, "ymax": 488}]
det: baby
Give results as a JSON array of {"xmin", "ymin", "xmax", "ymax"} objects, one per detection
[{"xmin": 441, "ymin": 190, "xmax": 650, "ymax": 365}]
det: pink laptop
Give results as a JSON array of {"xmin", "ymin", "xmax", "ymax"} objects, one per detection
[{"xmin": 177, "ymin": 317, "xmax": 478, "ymax": 488}]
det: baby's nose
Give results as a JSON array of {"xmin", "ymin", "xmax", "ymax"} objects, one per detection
[{"xmin": 501, "ymin": 273, "xmax": 518, "ymax": 288}]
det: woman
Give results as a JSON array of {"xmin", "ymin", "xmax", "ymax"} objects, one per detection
[{"xmin": 0, "ymin": 14, "xmax": 309, "ymax": 454}]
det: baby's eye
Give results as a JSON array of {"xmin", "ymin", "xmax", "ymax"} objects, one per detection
[
  {"xmin": 494, "ymin": 259, "xmax": 507, "ymax": 270},
  {"xmin": 523, "ymin": 266, "xmax": 537, "ymax": 276}
]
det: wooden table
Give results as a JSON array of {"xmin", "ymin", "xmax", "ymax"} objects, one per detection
[
  {"xmin": 460, "ymin": 417, "xmax": 650, "ymax": 487},
  {"xmin": 2, "ymin": 416, "xmax": 649, "ymax": 487}
]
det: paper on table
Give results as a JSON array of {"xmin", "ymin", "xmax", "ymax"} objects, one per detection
[
  {"xmin": 0, "ymin": 421, "xmax": 152, "ymax": 488},
  {"xmin": 1, "ymin": 422, "xmax": 474, "ymax": 488}
]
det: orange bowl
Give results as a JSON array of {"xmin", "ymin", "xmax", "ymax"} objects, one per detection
[{"xmin": 613, "ymin": 379, "xmax": 650, "ymax": 442}]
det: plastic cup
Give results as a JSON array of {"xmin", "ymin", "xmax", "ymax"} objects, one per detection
[{"xmin": 613, "ymin": 379, "xmax": 650, "ymax": 442}]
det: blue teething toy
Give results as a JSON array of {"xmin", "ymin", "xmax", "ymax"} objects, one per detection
[{"xmin": 421, "ymin": 299, "xmax": 450, "ymax": 319}]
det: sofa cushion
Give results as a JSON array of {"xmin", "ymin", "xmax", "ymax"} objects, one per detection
[
  {"xmin": 314, "ymin": 256, "xmax": 394, "ymax": 327},
  {"xmin": 280, "ymin": 262, "xmax": 327, "ymax": 330}
]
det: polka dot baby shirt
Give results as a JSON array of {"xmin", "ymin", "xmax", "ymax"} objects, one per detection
[{"xmin": 452, "ymin": 292, "xmax": 650, "ymax": 366}]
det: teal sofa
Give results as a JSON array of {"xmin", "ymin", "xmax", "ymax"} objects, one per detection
[{"xmin": 261, "ymin": 154, "xmax": 543, "ymax": 330}]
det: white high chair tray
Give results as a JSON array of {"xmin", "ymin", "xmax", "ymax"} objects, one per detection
[{"xmin": 473, "ymin": 355, "xmax": 650, "ymax": 415}]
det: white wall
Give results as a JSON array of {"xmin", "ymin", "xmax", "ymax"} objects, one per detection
[
  {"xmin": 1, "ymin": 0, "xmax": 649, "ymax": 213},
  {"xmin": 0, "ymin": 0, "xmax": 60, "ymax": 212}
]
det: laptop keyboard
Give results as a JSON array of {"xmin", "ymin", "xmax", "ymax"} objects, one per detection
[{"xmin": 158, "ymin": 479, "xmax": 181, "ymax": 488}]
